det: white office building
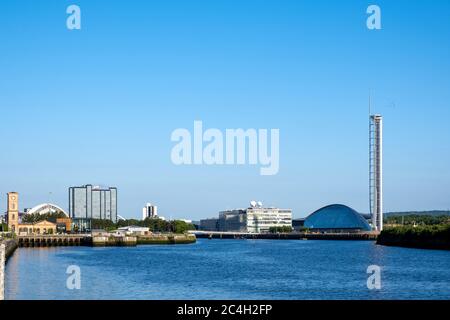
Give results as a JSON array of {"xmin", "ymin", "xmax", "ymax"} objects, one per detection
[
  {"xmin": 118, "ymin": 226, "xmax": 150, "ymax": 235},
  {"xmin": 217, "ymin": 201, "xmax": 292, "ymax": 233}
]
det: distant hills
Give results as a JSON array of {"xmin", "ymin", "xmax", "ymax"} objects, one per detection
[
  {"xmin": 295, "ymin": 210, "xmax": 450, "ymax": 221},
  {"xmin": 384, "ymin": 210, "xmax": 450, "ymax": 217}
]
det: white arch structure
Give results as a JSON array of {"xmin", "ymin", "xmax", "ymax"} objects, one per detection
[{"xmin": 27, "ymin": 203, "xmax": 69, "ymax": 217}]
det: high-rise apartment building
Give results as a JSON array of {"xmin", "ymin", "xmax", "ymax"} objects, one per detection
[
  {"xmin": 142, "ymin": 203, "xmax": 158, "ymax": 220},
  {"xmin": 69, "ymin": 185, "xmax": 118, "ymax": 223}
]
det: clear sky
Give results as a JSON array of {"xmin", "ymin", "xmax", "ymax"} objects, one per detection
[{"xmin": 1, "ymin": 0, "xmax": 449, "ymax": 220}]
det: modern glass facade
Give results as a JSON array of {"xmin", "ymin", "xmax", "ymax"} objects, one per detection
[
  {"xmin": 199, "ymin": 218, "xmax": 220, "ymax": 231},
  {"xmin": 218, "ymin": 209, "xmax": 247, "ymax": 232},
  {"xmin": 69, "ymin": 185, "xmax": 117, "ymax": 222},
  {"xmin": 304, "ymin": 204, "xmax": 371, "ymax": 232}
]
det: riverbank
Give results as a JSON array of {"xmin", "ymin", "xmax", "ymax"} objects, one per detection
[
  {"xmin": 15, "ymin": 233, "xmax": 196, "ymax": 248},
  {"xmin": 137, "ymin": 233, "xmax": 196, "ymax": 245},
  {"xmin": 193, "ymin": 231, "xmax": 378, "ymax": 241},
  {"xmin": 92, "ymin": 233, "xmax": 196, "ymax": 246},
  {"xmin": 377, "ymin": 224, "xmax": 450, "ymax": 250},
  {"xmin": 0, "ymin": 239, "xmax": 18, "ymax": 261}
]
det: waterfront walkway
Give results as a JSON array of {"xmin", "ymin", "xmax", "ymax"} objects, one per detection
[{"xmin": 191, "ymin": 231, "xmax": 378, "ymax": 240}]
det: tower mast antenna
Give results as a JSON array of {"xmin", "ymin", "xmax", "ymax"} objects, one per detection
[
  {"xmin": 368, "ymin": 91, "xmax": 372, "ymax": 219},
  {"xmin": 369, "ymin": 92, "xmax": 383, "ymax": 232}
]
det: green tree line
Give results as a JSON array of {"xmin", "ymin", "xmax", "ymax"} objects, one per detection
[
  {"xmin": 13, "ymin": 211, "xmax": 194, "ymax": 234},
  {"xmin": 91, "ymin": 218, "xmax": 195, "ymax": 234},
  {"xmin": 385, "ymin": 215, "xmax": 450, "ymax": 226},
  {"xmin": 269, "ymin": 226, "xmax": 293, "ymax": 233},
  {"xmin": 377, "ymin": 224, "xmax": 450, "ymax": 250},
  {"xmin": 21, "ymin": 212, "xmax": 67, "ymax": 224}
]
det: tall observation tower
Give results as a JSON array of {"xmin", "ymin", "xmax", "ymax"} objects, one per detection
[{"xmin": 369, "ymin": 114, "xmax": 383, "ymax": 231}]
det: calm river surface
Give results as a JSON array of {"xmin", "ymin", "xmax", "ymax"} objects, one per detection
[{"xmin": 5, "ymin": 239, "xmax": 450, "ymax": 300}]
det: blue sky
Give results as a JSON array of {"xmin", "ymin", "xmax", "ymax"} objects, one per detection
[{"xmin": 1, "ymin": 0, "xmax": 449, "ymax": 219}]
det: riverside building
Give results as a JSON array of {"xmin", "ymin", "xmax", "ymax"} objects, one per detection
[
  {"xmin": 69, "ymin": 185, "xmax": 118, "ymax": 231},
  {"xmin": 142, "ymin": 203, "xmax": 158, "ymax": 220},
  {"xmin": 5, "ymin": 192, "xmax": 57, "ymax": 235},
  {"xmin": 201, "ymin": 201, "xmax": 292, "ymax": 233},
  {"xmin": 199, "ymin": 218, "xmax": 219, "ymax": 231}
]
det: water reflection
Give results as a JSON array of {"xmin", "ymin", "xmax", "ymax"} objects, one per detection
[{"xmin": 5, "ymin": 240, "xmax": 450, "ymax": 300}]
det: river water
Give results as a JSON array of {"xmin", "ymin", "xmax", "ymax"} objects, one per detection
[{"xmin": 5, "ymin": 239, "xmax": 450, "ymax": 300}]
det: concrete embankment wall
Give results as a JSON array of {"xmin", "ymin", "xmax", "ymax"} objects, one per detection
[
  {"xmin": 18, "ymin": 236, "xmax": 86, "ymax": 247},
  {"xmin": 137, "ymin": 234, "xmax": 196, "ymax": 245},
  {"xmin": 1, "ymin": 239, "xmax": 18, "ymax": 301},
  {"xmin": 90, "ymin": 234, "xmax": 196, "ymax": 246},
  {"xmin": 1, "ymin": 239, "xmax": 19, "ymax": 261},
  {"xmin": 13, "ymin": 234, "xmax": 196, "ymax": 248},
  {"xmin": 91, "ymin": 236, "xmax": 137, "ymax": 247}
]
